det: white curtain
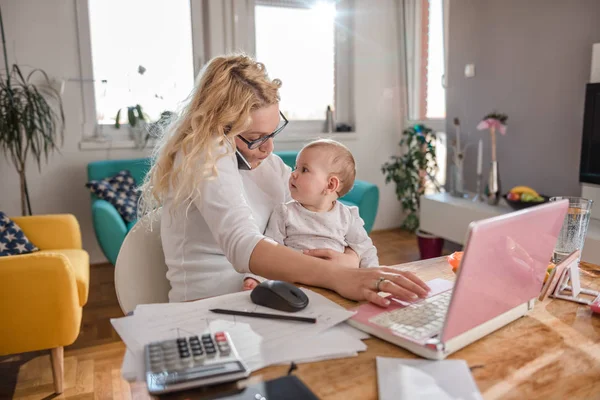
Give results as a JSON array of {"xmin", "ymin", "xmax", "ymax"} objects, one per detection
[{"xmin": 192, "ymin": 0, "xmax": 257, "ymax": 73}]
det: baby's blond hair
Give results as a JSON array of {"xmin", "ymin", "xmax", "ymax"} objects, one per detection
[{"xmin": 300, "ymin": 139, "xmax": 356, "ymax": 197}]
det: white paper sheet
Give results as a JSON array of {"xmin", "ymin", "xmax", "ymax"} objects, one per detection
[
  {"xmin": 113, "ymin": 288, "xmax": 366, "ymax": 382},
  {"xmin": 376, "ymin": 357, "xmax": 483, "ymax": 400},
  {"xmin": 336, "ymin": 322, "xmax": 371, "ymax": 340},
  {"xmin": 121, "ymin": 325, "xmax": 366, "ymax": 381}
]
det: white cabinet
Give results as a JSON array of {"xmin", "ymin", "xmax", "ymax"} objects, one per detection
[{"xmin": 419, "ymin": 193, "xmax": 600, "ymax": 265}]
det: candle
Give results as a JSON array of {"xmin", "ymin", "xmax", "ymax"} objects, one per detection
[{"xmin": 477, "ymin": 139, "xmax": 483, "ymax": 175}]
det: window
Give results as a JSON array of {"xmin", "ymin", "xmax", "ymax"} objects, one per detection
[
  {"xmin": 402, "ymin": 0, "xmax": 448, "ymax": 186},
  {"xmin": 78, "ymin": 0, "xmax": 195, "ymax": 139},
  {"xmin": 253, "ymin": 0, "xmax": 353, "ymax": 131},
  {"xmin": 77, "ymin": 0, "xmax": 351, "ymax": 144},
  {"xmin": 423, "ymin": 0, "xmax": 445, "ymax": 119},
  {"xmin": 403, "ymin": 0, "xmax": 447, "ymax": 124}
]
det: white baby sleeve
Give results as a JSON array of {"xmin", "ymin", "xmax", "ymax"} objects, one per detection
[
  {"xmin": 264, "ymin": 203, "xmax": 288, "ymax": 246},
  {"xmin": 345, "ymin": 206, "xmax": 380, "ymax": 267}
]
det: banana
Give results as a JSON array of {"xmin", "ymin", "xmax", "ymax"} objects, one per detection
[{"xmin": 510, "ymin": 186, "xmax": 539, "ymax": 197}]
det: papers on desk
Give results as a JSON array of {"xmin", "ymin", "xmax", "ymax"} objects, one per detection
[
  {"xmin": 112, "ymin": 288, "xmax": 368, "ymax": 382},
  {"xmin": 376, "ymin": 357, "xmax": 483, "ymax": 400}
]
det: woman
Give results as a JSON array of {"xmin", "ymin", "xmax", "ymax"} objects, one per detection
[{"xmin": 139, "ymin": 54, "xmax": 429, "ymax": 305}]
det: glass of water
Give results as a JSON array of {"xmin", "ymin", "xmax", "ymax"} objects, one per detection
[{"xmin": 549, "ymin": 196, "xmax": 594, "ymax": 264}]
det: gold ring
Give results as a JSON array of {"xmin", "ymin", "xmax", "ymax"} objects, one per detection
[{"xmin": 375, "ymin": 277, "xmax": 387, "ymax": 292}]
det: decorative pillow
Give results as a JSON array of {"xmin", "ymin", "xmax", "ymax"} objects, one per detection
[
  {"xmin": 0, "ymin": 211, "xmax": 39, "ymax": 256},
  {"xmin": 86, "ymin": 170, "xmax": 140, "ymax": 223}
]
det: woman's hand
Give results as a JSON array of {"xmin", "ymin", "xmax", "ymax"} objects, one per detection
[
  {"xmin": 303, "ymin": 247, "xmax": 360, "ymax": 269},
  {"xmin": 332, "ymin": 267, "xmax": 431, "ymax": 307}
]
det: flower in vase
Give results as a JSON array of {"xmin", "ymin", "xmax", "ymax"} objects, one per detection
[
  {"xmin": 477, "ymin": 112, "xmax": 508, "ymax": 135},
  {"xmin": 477, "ymin": 112, "xmax": 508, "ymax": 163}
]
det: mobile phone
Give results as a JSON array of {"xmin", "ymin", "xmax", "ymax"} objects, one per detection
[{"xmin": 236, "ymin": 148, "xmax": 252, "ymax": 170}]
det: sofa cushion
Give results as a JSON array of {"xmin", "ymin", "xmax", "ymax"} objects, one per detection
[
  {"xmin": 37, "ymin": 249, "xmax": 90, "ymax": 306},
  {"xmin": 86, "ymin": 170, "xmax": 139, "ymax": 222},
  {"xmin": 0, "ymin": 212, "xmax": 39, "ymax": 256}
]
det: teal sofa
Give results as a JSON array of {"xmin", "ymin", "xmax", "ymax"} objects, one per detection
[
  {"xmin": 87, "ymin": 158, "xmax": 152, "ymax": 265},
  {"xmin": 87, "ymin": 152, "xmax": 379, "ymax": 265}
]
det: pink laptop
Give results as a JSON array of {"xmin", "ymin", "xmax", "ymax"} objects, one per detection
[{"xmin": 348, "ymin": 199, "xmax": 568, "ymax": 360}]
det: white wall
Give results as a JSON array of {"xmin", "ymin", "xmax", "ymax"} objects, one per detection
[{"xmin": 0, "ymin": 0, "xmax": 405, "ymax": 264}]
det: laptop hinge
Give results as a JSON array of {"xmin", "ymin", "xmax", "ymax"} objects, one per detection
[{"xmin": 425, "ymin": 338, "xmax": 445, "ymax": 352}]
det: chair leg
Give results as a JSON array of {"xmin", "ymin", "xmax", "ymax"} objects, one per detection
[{"xmin": 50, "ymin": 346, "xmax": 64, "ymax": 394}]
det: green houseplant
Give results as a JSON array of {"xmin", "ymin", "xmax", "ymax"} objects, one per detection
[
  {"xmin": 0, "ymin": 7, "xmax": 65, "ymax": 215},
  {"xmin": 115, "ymin": 107, "xmax": 175, "ymax": 149},
  {"xmin": 115, "ymin": 104, "xmax": 147, "ymax": 148},
  {"xmin": 381, "ymin": 124, "xmax": 444, "ymax": 259}
]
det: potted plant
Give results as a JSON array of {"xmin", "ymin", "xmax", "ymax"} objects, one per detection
[
  {"xmin": 114, "ymin": 103, "xmax": 148, "ymax": 148},
  {"xmin": 0, "ymin": 7, "xmax": 65, "ymax": 215},
  {"xmin": 381, "ymin": 124, "xmax": 444, "ymax": 259}
]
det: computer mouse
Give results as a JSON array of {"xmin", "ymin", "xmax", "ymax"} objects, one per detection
[{"xmin": 250, "ymin": 280, "xmax": 309, "ymax": 312}]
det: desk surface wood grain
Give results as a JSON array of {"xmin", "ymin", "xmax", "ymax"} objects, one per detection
[{"xmin": 161, "ymin": 258, "xmax": 600, "ymax": 400}]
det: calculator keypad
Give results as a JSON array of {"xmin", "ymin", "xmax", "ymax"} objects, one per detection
[
  {"xmin": 144, "ymin": 331, "xmax": 249, "ymax": 395},
  {"xmin": 146, "ymin": 331, "xmax": 234, "ymax": 373}
]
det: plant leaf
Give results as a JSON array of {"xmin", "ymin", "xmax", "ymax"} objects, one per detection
[
  {"xmin": 115, "ymin": 108, "xmax": 122, "ymax": 129},
  {"xmin": 128, "ymin": 107, "xmax": 136, "ymax": 127}
]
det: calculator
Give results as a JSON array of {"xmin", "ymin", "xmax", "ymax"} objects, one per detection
[{"xmin": 144, "ymin": 331, "xmax": 250, "ymax": 395}]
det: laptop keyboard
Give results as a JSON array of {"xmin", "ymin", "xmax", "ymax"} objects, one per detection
[{"xmin": 369, "ymin": 290, "xmax": 452, "ymax": 341}]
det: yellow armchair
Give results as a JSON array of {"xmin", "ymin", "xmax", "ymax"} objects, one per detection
[{"xmin": 0, "ymin": 214, "xmax": 89, "ymax": 394}]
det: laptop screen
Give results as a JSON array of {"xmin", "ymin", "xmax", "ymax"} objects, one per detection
[{"xmin": 440, "ymin": 200, "xmax": 568, "ymax": 342}]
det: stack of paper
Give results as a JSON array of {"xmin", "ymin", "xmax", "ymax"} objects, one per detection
[
  {"xmin": 111, "ymin": 288, "xmax": 369, "ymax": 382},
  {"xmin": 376, "ymin": 357, "xmax": 483, "ymax": 400}
]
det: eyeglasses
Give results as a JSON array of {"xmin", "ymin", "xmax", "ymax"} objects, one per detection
[{"xmin": 238, "ymin": 111, "xmax": 289, "ymax": 150}]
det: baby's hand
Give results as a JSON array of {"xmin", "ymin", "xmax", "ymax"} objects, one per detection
[{"xmin": 242, "ymin": 278, "xmax": 260, "ymax": 291}]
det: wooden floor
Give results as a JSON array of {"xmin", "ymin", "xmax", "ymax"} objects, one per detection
[{"xmin": 0, "ymin": 229, "xmax": 425, "ymax": 400}]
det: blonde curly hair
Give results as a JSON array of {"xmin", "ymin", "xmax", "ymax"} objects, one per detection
[{"xmin": 138, "ymin": 54, "xmax": 282, "ymax": 217}]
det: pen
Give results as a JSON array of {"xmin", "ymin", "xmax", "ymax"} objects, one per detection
[{"xmin": 209, "ymin": 308, "xmax": 317, "ymax": 324}]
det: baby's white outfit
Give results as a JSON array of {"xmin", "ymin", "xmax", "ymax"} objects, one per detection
[{"xmin": 264, "ymin": 200, "xmax": 379, "ymax": 268}]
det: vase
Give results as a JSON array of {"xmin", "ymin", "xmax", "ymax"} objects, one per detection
[
  {"xmin": 451, "ymin": 162, "xmax": 465, "ymax": 197},
  {"xmin": 416, "ymin": 229, "xmax": 445, "ymax": 260},
  {"xmin": 487, "ymin": 161, "xmax": 501, "ymax": 205}
]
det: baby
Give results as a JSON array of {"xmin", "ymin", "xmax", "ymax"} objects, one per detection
[{"xmin": 244, "ymin": 139, "xmax": 379, "ymax": 290}]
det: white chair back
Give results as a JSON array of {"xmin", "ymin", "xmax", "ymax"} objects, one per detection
[{"xmin": 114, "ymin": 209, "xmax": 170, "ymax": 314}]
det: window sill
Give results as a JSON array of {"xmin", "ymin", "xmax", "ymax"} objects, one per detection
[
  {"xmin": 79, "ymin": 132, "xmax": 358, "ymax": 150},
  {"xmin": 79, "ymin": 138, "xmax": 156, "ymax": 151}
]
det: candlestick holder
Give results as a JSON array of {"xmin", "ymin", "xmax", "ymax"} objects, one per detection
[
  {"xmin": 472, "ymin": 173, "xmax": 484, "ymax": 202},
  {"xmin": 486, "ymin": 161, "xmax": 501, "ymax": 205}
]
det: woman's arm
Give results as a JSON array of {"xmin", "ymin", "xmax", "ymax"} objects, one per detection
[
  {"xmin": 249, "ymin": 239, "xmax": 430, "ymax": 306},
  {"xmin": 249, "ymin": 239, "xmax": 336, "ymax": 287},
  {"xmin": 191, "ymin": 146, "xmax": 267, "ymax": 274}
]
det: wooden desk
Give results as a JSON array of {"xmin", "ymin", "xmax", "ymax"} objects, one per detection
[{"xmin": 159, "ymin": 258, "xmax": 600, "ymax": 400}]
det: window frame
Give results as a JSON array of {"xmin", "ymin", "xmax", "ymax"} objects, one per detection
[
  {"xmin": 401, "ymin": 0, "xmax": 448, "ymax": 132},
  {"xmin": 75, "ymin": 0, "xmax": 202, "ymax": 144},
  {"xmin": 399, "ymin": 0, "xmax": 449, "ymax": 188},
  {"xmin": 251, "ymin": 0, "xmax": 354, "ymax": 134},
  {"xmin": 76, "ymin": 0, "xmax": 355, "ymax": 146}
]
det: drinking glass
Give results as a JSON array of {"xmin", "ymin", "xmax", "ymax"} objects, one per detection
[{"xmin": 549, "ymin": 196, "xmax": 594, "ymax": 264}]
